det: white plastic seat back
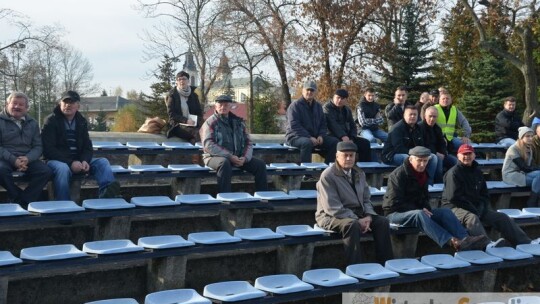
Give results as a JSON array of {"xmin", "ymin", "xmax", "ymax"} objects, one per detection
[
  {"xmin": 111, "ymin": 165, "xmax": 131, "ymax": 174},
  {"xmin": 138, "ymin": 235, "xmax": 195, "ymax": 249},
  {"xmin": 254, "ymin": 274, "xmax": 314, "ymax": 294},
  {"xmin": 384, "ymin": 258, "xmax": 436, "ymax": 274},
  {"xmin": 216, "ymin": 192, "xmax": 260, "ymax": 202},
  {"xmin": 187, "ymin": 231, "xmax": 242, "ymax": 244},
  {"xmin": 0, "ymin": 251, "xmax": 23, "ymax": 266},
  {"xmin": 454, "ymin": 250, "xmax": 503, "ymax": 264},
  {"xmin": 203, "ymin": 281, "xmax": 266, "ymax": 302},
  {"xmin": 357, "ymin": 162, "xmax": 394, "ymax": 168},
  {"xmin": 254, "ymin": 143, "xmax": 287, "ymax": 149},
  {"xmin": 486, "ymin": 181, "xmax": 515, "ymax": 189},
  {"xmin": 497, "ymin": 209, "xmax": 536, "ymax": 219},
  {"xmin": 126, "ymin": 142, "xmax": 163, "ymax": 149},
  {"xmin": 83, "ymin": 240, "xmax": 144, "ymax": 255},
  {"xmin": 288, "ymin": 190, "xmax": 317, "ymax": 199},
  {"xmin": 145, "ymin": 288, "xmax": 210, "ymax": 304},
  {"xmin": 269, "ymin": 163, "xmax": 306, "ymax": 170},
  {"xmin": 161, "ymin": 142, "xmax": 198, "ymax": 149},
  {"xmin": 130, "ymin": 196, "xmax": 178, "ymax": 207},
  {"xmin": 420, "ymin": 254, "xmax": 471, "ymax": 269},
  {"xmin": 92, "ymin": 142, "xmax": 127, "ymax": 149},
  {"xmin": 486, "ymin": 247, "xmax": 532, "ymax": 260},
  {"xmin": 83, "ymin": 198, "xmax": 134, "ymax": 210},
  {"xmin": 28, "ymin": 201, "xmax": 84, "ymax": 214},
  {"xmin": 276, "ymin": 225, "xmax": 325, "ymax": 237},
  {"xmin": 233, "ymin": 228, "xmax": 285, "ymax": 241},
  {"xmin": 428, "ymin": 184, "xmax": 444, "ymax": 193},
  {"xmin": 168, "ymin": 164, "xmax": 210, "ymax": 171},
  {"xmin": 522, "ymin": 207, "xmax": 540, "ymax": 216},
  {"xmin": 369, "ymin": 187, "xmax": 385, "ymax": 196},
  {"xmin": 516, "ymin": 244, "xmax": 540, "ymax": 256},
  {"xmin": 302, "ymin": 268, "xmax": 358, "ymax": 287},
  {"xmin": 175, "ymin": 194, "xmax": 221, "ymax": 205},
  {"xmin": 254, "ymin": 191, "xmax": 296, "ymax": 201},
  {"xmin": 20, "ymin": 244, "xmax": 88, "ymax": 261},
  {"xmin": 300, "ymin": 162, "xmax": 328, "ymax": 169},
  {"xmin": 85, "ymin": 299, "xmax": 139, "ymax": 304},
  {"xmin": 507, "ymin": 296, "xmax": 540, "ymax": 304},
  {"xmin": 128, "ymin": 165, "xmax": 171, "ymax": 172},
  {"xmin": 346, "ymin": 263, "xmax": 399, "ymax": 280},
  {"xmin": 0, "ymin": 203, "xmax": 30, "ymax": 217}
]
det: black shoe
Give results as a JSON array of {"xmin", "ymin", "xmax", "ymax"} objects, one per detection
[{"xmin": 100, "ymin": 181, "xmax": 121, "ymax": 198}]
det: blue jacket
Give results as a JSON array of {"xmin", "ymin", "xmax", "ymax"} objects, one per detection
[{"xmin": 285, "ymin": 97, "xmax": 327, "ymax": 142}]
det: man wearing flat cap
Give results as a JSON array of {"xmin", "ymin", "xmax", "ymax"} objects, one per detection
[
  {"xmin": 383, "ymin": 146, "xmax": 489, "ymax": 252},
  {"xmin": 316, "ymin": 141, "xmax": 393, "ymax": 265},
  {"xmin": 42, "ymin": 90, "xmax": 120, "ymax": 200},
  {"xmin": 286, "ymin": 80, "xmax": 339, "ymax": 173},
  {"xmin": 200, "ymin": 95, "xmax": 267, "ymax": 193},
  {"xmin": 323, "ymin": 89, "xmax": 372, "ymax": 162}
]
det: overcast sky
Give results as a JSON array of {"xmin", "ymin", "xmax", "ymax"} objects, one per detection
[{"xmin": 3, "ymin": 0, "xmax": 158, "ymax": 96}]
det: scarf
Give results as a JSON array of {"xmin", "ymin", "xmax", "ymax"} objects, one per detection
[{"xmin": 178, "ymin": 86, "xmax": 191, "ymax": 117}]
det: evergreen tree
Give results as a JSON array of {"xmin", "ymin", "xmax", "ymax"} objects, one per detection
[
  {"xmin": 139, "ymin": 55, "xmax": 175, "ymax": 120},
  {"xmin": 460, "ymin": 51, "xmax": 514, "ymax": 142},
  {"xmin": 252, "ymin": 95, "xmax": 280, "ymax": 134},
  {"xmin": 100, "ymin": 89, "xmax": 108, "ymax": 97},
  {"xmin": 93, "ymin": 110, "xmax": 108, "ymax": 131}
]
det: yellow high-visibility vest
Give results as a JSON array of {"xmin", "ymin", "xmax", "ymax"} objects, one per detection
[{"xmin": 435, "ymin": 104, "xmax": 457, "ymax": 141}]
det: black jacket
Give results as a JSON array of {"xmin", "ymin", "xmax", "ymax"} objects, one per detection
[
  {"xmin": 381, "ymin": 120, "xmax": 424, "ymax": 164},
  {"xmin": 494, "ymin": 110, "xmax": 523, "ymax": 141},
  {"xmin": 322, "ymin": 101, "xmax": 357, "ymax": 139},
  {"xmin": 418, "ymin": 121, "xmax": 447, "ymax": 155},
  {"xmin": 41, "ymin": 105, "xmax": 93, "ymax": 165},
  {"xmin": 382, "ymin": 157, "xmax": 431, "ymax": 215},
  {"xmin": 165, "ymin": 86, "xmax": 203, "ymax": 138},
  {"xmin": 384, "ymin": 101, "xmax": 413, "ymax": 129},
  {"xmin": 441, "ymin": 161, "xmax": 491, "ymax": 218}
]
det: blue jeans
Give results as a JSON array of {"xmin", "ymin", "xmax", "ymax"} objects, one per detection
[
  {"xmin": 360, "ymin": 129, "xmax": 388, "ymax": 143},
  {"xmin": 392, "ymin": 153, "xmax": 437, "ymax": 185},
  {"xmin": 48, "ymin": 158, "xmax": 115, "ymax": 200},
  {"xmin": 526, "ymin": 170, "xmax": 540, "ymax": 193},
  {"xmin": 387, "ymin": 208, "xmax": 469, "ymax": 247}
]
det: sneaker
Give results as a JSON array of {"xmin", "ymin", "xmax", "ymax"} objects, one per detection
[
  {"xmin": 100, "ymin": 181, "xmax": 121, "ymax": 198},
  {"xmin": 456, "ymin": 235, "xmax": 490, "ymax": 251},
  {"xmin": 531, "ymin": 238, "xmax": 540, "ymax": 245},
  {"xmin": 486, "ymin": 238, "xmax": 511, "ymax": 249},
  {"xmin": 302, "ymin": 175, "xmax": 317, "ymax": 182}
]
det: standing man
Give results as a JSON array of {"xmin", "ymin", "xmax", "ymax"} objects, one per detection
[
  {"xmin": 200, "ymin": 95, "xmax": 267, "ymax": 193},
  {"xmin": 385, "ymin": 86, "xmax": 412, "ymax": 129},
  {"xmin": 434, "ymin": 92, "xmax": 472, "ymax": 152},
  {"xmin": 495, "ymin": 96, "xmax": 524, "ymax": 148},
  {"xmin": 316, "ymin": 141, "xmax": 393, "ymax": 264},
  {"xmin": 356, "ymin": 87, "xmax": 387, "ymax": 143},
  {"xmin": 383, "ymin": 146, "xmax": 488, "ymax": 251},
  {"xmin": 0, "ymin": 92, "xmax": 52, "ymax": 206},
  {"xmin": 286, "ymin": 81, "xmax": 339, "ymax": 166},
  {"xmin": 42, "ymin": 90, "xmax": 120, "ymax": 200},
  {"xmin": 442, "ymin": 144, "xmax": 539, "ymax": 246},
  {"xmin": 323, "ymin": 89, "xmax": 372, "ymax": 162}
]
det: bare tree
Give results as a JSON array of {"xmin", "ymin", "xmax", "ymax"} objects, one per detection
[
  {"xmin": 58, "ymin": 45, "xmax": 100, "ymax": 95},
  {"xmin": 459, "ymin": 0, "xmax": 539, "ymax": 124}
]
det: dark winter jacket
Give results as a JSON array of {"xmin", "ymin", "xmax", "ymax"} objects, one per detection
[
  {"xmin": 285, "ymin": 97, "xmax": 327, "ymax": 142},
  {"xmin": 200, "ymin": 112, "xmax": 253, "ymax": 162},
  {"xmin": 0, "ymin": 109, "xmax": 43, "ymax": 165},
  {"xmin": 384, "ymin": 101, "xmax": 413, "ymax": 129},
  {"xmin": 322, "ymin": 101, "xmax": 357, "ymax": 139},
  {"xmin": 418, "ymin": 121, "xmax": 448, "ymax": 155},
  {"xmin": 165, "ymin": 86, "xmax": 203, "ymax": 138},
  {"xmin": 494, "ymin": 110, "xmax": 523, "ymax": 141},
  {"xmin": 381, "ymin": 120, "xmax": 424, "ymax": 164},
  {"xmin": 41, "ymin": 105, "xmax": 93, "ymax": 165}
]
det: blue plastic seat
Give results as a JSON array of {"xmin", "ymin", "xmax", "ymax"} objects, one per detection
[
  {"xmin": 486, "ymin": 181, "xmax": 515, "ymax": 189},
  {"xmin": 300, "ymin": 162, "xmax": 328, "ymax": 169},
  {"xmin": 276, "ymin": 225, "xmax": 326, "ymax": 237},
  {"xmin": 497, "ymin": 209, "xmax": 536, "ymax": 219},
  {"xmin": 288, "ymin": 190, "xmax": 317, "ymax": 199},
  {"xmin": 345, "ymin": 263, "xmax": 400, "ymax": 280},
  {"xmin": 254, "ymin": 191, "xmax": 296, "ymax": 201},
  {"xmin": 254, "ymin": 274, "xmax": 314, "ymax": 294},
  {"xmin": 130, "ymin": 196, "xmax": 178, "ymax": 207},
  {"xmin": 233, "ymin": 228, "xmax": 285, "ymax": 241},
  {"xmin": 187, "ymin": 231, "xmax": 242, "ymax": 244},
  {"xmin": 302, "ymin": 268, "xmax": 358, "ymax": 287},
  {"xmin": 110, "ymin": 165, "xmax": 131, "ymax": 174},
  {"xmin": 357, "ymin": 162, "xmax": 395, "ymax": 168},
  {"xmin": 369, "ymin": 187, "xmax": 385, "ymax": 196},
  {"xmin": 128, "ymin": 165, "xmax": 172, "ymax": 172},
  {"xmin": 28, "ymin": 201, "xmax": 85, "ymax": 214},
  {"xmin": 20, "ymin": 244, "xmax": 88, "ymax": 261},
  {"xmin": 428, "ymin": 183, "xmax": 444, "ymax": 193},
  {"xmin": 216, "ymin": 192, "xmax": 260, "ymax": 202},
  {"xmin": 92, "ymin": 141, "xmax": 127, "ymax": 150},
  {"xmin": 168, "ymin": 164, "xmax": 210, "ymax": 171},
  {"xmin": 454, "ymin": 250, "xmax": 503, "ymax": 264},
  {"xmin": 85, "ymin": 299, "xmax": 139, "ymax": 304},
  {"xmin": 516, "ymin": 244, "xmax": 540, "ymax": 256},
  {"xmin": 486, "ymin": 247, "xmax": 532, "ymax": 260},
  {"xmin": 82, "ymin": 198, "xmax": 134, "ymax": 210},
  {"xmin": 269, "ymin": 163, "xmax": 306, "ymax": 170},
  {"xmin": 145, "ymin": 289, "xmax": 210, "ymax": 304},
  {"xmin": 161, "ymin": 142, "xmax": 199, "ymax": 149},
  {"xmin": 0, "ymin": 251, "xmax": 23, "ymax": 266},
  {"xmin": 0, "ymin": 203, "xmax": 30, "ymax": 217},
  {"xmin": 203, "ymin": 281, "xmax": 266, "ymax": 302},
  {"xmin": 138, "ymin": 235, "xmax": 195, "ymax": 249},
  {"xmin": 126, "ymin": 142, "xmax": 164, "ymax": 149},
  {"xmin": 175, "ymin": 194, "xmax": 221, "ymax": 205},
  {"xmin": 83, "ymin": 240, "xmax": 144, "ymax": 255},
  {"xmin": 420, "ymin": 254, "xmax": 471, "ymax": 269},
  {"xmin": 522, "ymin": 207, "xmax": 540, "ymax": 216},
  {"xmin": 384, "ymin": 258, "xmax": 436, "ymax": 274},
  {"xmin": 254, "ymin": 143, "xmax": 288, "ymax": 149}
]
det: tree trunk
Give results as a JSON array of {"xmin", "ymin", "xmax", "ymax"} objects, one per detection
[{"xmin": 520, "ymin": 27, "xmax": 539, "ymax": 126}]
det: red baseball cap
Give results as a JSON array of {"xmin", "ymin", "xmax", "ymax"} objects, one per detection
[{"xmin": 457, "ymin": 144, "xmax": 475, "ymax": 154}]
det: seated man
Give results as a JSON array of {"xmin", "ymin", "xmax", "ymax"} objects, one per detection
[
  {"xmin": 356, "ymin": 87, "xmax": 387, "ymax": 143},
  {"xmin": 0, "ymin": 92, "xmax": 52, "ymax": 206},
  {"xmin": 435, "ymin": 92, "xmax": 472, "ymax": 151},
  {"xmin": 316, "ymin": 141, "xmax": 393, "ymax": 264},
  {"xmin": 42, "ymin": 91, "xmax": 120, "ymax": 200},
  {"xmin": 383, "ymin": 146, "xmax": 488, "ymax": 251},
  {"xmin": 381, "ymin": 105, "xmax": 437, "ymax": 184},
  {"xmin": 323, "ymin": 89, "xmax": 372, "ymax": 162},
  {"xmin": 285, "ymin": 80, "xmax": 339, "ymax": 165},
  {"xmin": 495, "ymin": 96, "xmax": 524, "ymax": 148},
  {"xmin": 200, "ymin": 95, "xmax": 267, "ymax": 193},
  {"xmin": 442, "ymin": 144, "xmax": 539, "ymax": 246},
  {"xmin": 384, "ymin": 86, "xmax": 413, "ymax": 129}
]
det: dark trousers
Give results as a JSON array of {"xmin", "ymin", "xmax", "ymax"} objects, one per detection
[
  {"xmin": 0, "ymin": 160, "xmax": 52, "ymax": 206},
  {"xmin": 206, "ymin": 156, "xmax": 268, "ymax": 193},
  {"xmin": 288, "ymin": 136, "xmax": 339, "ymax": 163},
  {"xmin": 451, "ymin": 207, "xmax": 531, "ymax": 246},
  {"xmin": 351, "ymin": 137, "xmax": 372, "ymax": 162},
  {"xmin": 326, "ymin": 214, "xmax": 394, "ymax": 265}
]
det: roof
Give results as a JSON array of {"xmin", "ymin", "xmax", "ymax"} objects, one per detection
[
  {"xmin": 212, "ymin": 76, "xmax": 273, "ymax": 90},
  {"xmin": 79, "ymin": 96, "xmax": 132, "ymax": 112}
]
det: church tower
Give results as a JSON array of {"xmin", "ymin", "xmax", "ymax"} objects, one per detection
[{"xmin": 182, "ymin": 50, "xmax": 198, "ymax": 87}]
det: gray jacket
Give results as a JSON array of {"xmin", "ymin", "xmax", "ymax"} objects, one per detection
[
  {"xmin": 316, "ymin": 163, "xmax": 376, "ymax": 229},
  {"xmin": 0, "ymin": 109, "xmax": 43, "ymax": 165},
  {"xmin": 502, "ymin": 143, "xmax": 528, "ymax": 186}
]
